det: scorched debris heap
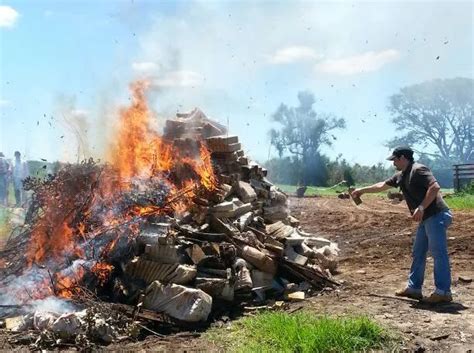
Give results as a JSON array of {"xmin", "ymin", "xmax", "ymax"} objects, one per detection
[{"xmin": 0, "ymin": 81, "xmax": 339, "ymax": 347}]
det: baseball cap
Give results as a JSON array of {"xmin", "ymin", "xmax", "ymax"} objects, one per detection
[{"xmin": 386, "ymin": 146, "xmax": 414, "ymax": 161}]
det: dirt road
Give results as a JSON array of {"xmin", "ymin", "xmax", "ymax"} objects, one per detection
[{"xmin": 290, "ymin": 195, "xmax": 474, "ymax": 352}]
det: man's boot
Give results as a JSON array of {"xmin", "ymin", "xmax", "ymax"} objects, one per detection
[
  {"xmin": 422, "ymin": 292, "xmax": 453, "ymax": 304},
  {"xmin": 395, "ymin": 287, "xmax": 423, "ymax": 300}
]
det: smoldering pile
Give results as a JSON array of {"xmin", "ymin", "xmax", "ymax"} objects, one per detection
[{"xmin": 0, "ymin": 108, "xmax": 339, "ymax": 349}]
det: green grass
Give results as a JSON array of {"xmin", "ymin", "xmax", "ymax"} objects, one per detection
[
  {"xmin": 444, "ymin": 194, "xmax": 474, "ymax": 210},
  {"xmin": 206, "ymin": 311, "xmax": 395, "ymax": 353},
  {"xmin": 277, "ymin": 184, "xmax": 390, "ymax": 197},
  {"xmin": 277, "ymin": 184, "xmax": 340, "ymax": 196},
  {"xmin": 278, "ymin": 184, "xmax": 463, "ymax": 204},
  {"xmin": 0, "ymin": 207, "xmax": 12, "ymax": 243},
  {"xmin": 444, "ymin": 182, "xmax": 474, "ymax": 210}
]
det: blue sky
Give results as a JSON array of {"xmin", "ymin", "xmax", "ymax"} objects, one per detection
[{"xmin": 0, "ymin": 0, "xmax": 472, "ymax": 166}]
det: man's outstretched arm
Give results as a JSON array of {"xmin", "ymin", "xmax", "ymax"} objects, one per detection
[{"xmin": 351, "ymin": 181, "xmax": 392, "ymax": 199}]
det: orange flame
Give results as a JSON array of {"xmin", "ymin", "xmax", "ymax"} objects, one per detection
[
  {"xmin": 91, "ymin": 262, "xmax": 114, "ymax": 286},
  {"xmin": 27, "ymin": 220, "xmax": 84, "ymax": 267},
  {"xmin": 197, "ymin": 144, "xmax": 217, "ymax": 191},
  {"xmin": 25, "ymin": 80, "xmax": 218, "ymax": 300},
  {"xmin": 108, "ymin": 81, "xmax": 175, "ymax": 181},
  {"xmin": 55, "ymin": 266, "xmax": 85, "ymax": 299}
]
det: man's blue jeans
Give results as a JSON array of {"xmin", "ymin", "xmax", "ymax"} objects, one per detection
[{"xmin": 408, "ymin": 210, "xmax": 452, "ymax": 295}]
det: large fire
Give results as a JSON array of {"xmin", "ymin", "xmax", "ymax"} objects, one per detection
[
  {"xmin": 109, "ymin": 81, "xmax": 175, "ymax": 181},
  {"xmin": 24, "ymin": 80, "xmax": 217, "ymax": 299}
]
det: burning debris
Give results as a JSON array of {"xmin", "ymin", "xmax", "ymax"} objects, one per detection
[{"xmin": 0, "ymin": 81, "xmax": 339, "ymax": 349}]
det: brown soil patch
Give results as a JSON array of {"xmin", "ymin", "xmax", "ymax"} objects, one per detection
[{"xmin": 291, "ymin": 195, "xmax": 474, "ymax": 352}]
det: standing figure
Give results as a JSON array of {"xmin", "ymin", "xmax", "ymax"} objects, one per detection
[
  {"xmin": 351, "ymin": 146, "xmax": 453, "ymax": 304},
  {"xmin": 12, "ymin": 151, "xmax": 28, "ymax": 207},
  {"xmin": 0, "ymin": 152, "xmax": 9, "ymax": 206}
]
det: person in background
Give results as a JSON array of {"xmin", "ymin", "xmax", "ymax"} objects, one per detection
[
  {"xmin": 351, "ymin": 146, "xmax": 453, "ymax": 304},
  {"xmin": 0, "ymin": 152, "xmax": 9, "ymax": 206},
  {"xmin": 12, "ymin": 151, "xmax": 28, "ymax": 207}
]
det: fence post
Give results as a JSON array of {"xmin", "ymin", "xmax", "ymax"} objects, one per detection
[
  {"xmin": 453, "ymin": 165, "xmax": 459, "ymax": 192},
  {"xmin": 453, "ymin": 163, "xmax": 474, "ymax": 192}
]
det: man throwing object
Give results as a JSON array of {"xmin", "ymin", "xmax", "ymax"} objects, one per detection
[{"xmin": 351, "ymin": 147, "xmax": 453, "ymax": 304}]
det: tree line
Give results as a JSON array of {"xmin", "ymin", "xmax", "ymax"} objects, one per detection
[{"xmin": 265, "ymin": 78, "xmax": 473, "ymax": 188}]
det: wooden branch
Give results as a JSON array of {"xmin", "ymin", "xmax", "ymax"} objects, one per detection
[
  {"xmin": 173, "ymin": 223, "xmax": 227, "ymax": 242},
  {"xmin": 47, "ymin": 269, "xmax": 57, "ymax": 296},
  {"xmin": 136, "ymin": 323, "xmax": 166, "ymax": 338}
]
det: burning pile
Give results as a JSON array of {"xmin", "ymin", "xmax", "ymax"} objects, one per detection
[{"xmin": 0, "ymin": 81, "xmax": 338, "ymax": 348}]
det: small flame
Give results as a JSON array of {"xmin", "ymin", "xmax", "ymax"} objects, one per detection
[
  {"xmin": 197, "ymin": 144, "xmax": 217, "ymax": 191},
  {"xmin": 27, "ymin": 220, "xmax": 84, "ymax": 267},
  {"xmin": 130, "ymin": 205, "xmax": 166, "ymax": 218},
  {"xmin": 91, "ymin": 262, "xmax": 114, "ymax": 286},
  {"xmin": 55, "ymin": 266, "xmax": 85, "ymax": 299}
]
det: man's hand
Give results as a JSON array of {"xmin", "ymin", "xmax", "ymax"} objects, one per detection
[
  {"xmin": 351, "ymin": 189, "xmax": 363, "ymax": 199},
  {"xmin": 412, "ymin": 207, "xmax": 424, "ymax": 222}
]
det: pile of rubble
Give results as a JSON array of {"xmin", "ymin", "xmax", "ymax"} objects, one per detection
[
  {"xmin": 0, "ymin": 108, "xmax": 339, "ymax": 348},
  {"xmin": 121, "ymin": 108, "xmax": 339, "ymax": 322}
]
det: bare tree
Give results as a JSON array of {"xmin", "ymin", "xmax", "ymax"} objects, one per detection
[{"xmin": 388, "ymin": 78, "xmax": 473, "ymax": 164}]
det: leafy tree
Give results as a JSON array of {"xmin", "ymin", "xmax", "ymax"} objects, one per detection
[
  {"xmin": 264, "ymin": 156, "xmax": 395, "ymax": 187},
  {"xmin": 269, "ymin": 91, "xmax": 345, "ymax": 184},
  {"xmin": 350, "ymin": 163, "xmax": 393, "ymax": 185},
  {"xmin": 343, "ymin": 167, "xmax": 355, "ymax": 187},
  {"xmin": 325, "ymin": 156, "xmax": 358, "ymax": 187},
  {"xmin": 388, "ymin": 78, "xmax": 473, "ymax": 164},
  {"xmin": 264, "ymin": 157, "xmax": 301, "ymax": 185},
  {"xmin": 264, "ymin": 154, "xmax": 330, "ymax": 186}
]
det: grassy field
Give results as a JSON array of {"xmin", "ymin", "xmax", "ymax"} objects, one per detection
[
  {"xmin": 278, "ymin": 184, "xmax": 474, "ymax": 210},
  {"xmin": 206, "ymin": 311, "xmax": 395, "ymax": 352},
  {"xmin": 277, "ymin": 184, "xmax": 347, "ymax": 196},
  {"xmin": 278, "ymin": 184, "xmax": 454, "ymax": 197},
  {"xmin": 0, "ymin": 208, "xmax": 12, "ymax": 244},
  {"xmin": 444, "ymin": 194, "xmax": 474, "ymax": 210}
]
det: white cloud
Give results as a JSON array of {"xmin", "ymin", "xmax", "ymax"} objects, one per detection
[
  {"xmin": 0, "ymin": 6, "xmax": 19, "ymax": 28},
  {"xmin": 0, "ymin": 99, "xmax": 11, "ymax": 107},
  {"xmin": 151, "ymin": 70, "xmax": 204, "ymax": 88},
  {"xmin": 132, "ymin": 61, "xmax": 158, "ymax": 73},
  {"xmin": 315, "ymin": 49, "xmax": 400, "ymax": 75},
  {"xmin": 268, "ymin": 46, "xmax": 322, "ymax": 64}
]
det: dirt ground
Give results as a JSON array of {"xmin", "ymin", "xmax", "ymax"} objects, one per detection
[
  {"xmin": 112, "ymin": 195, "xmax": 474, "ymax": 352},
  {"xmin": 290, "ymin": 195, "xmax": 474, "ymax": 352},
  {"xmin": 1, "ymin": 195, "xmax": 473, "ymax": 352}
]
